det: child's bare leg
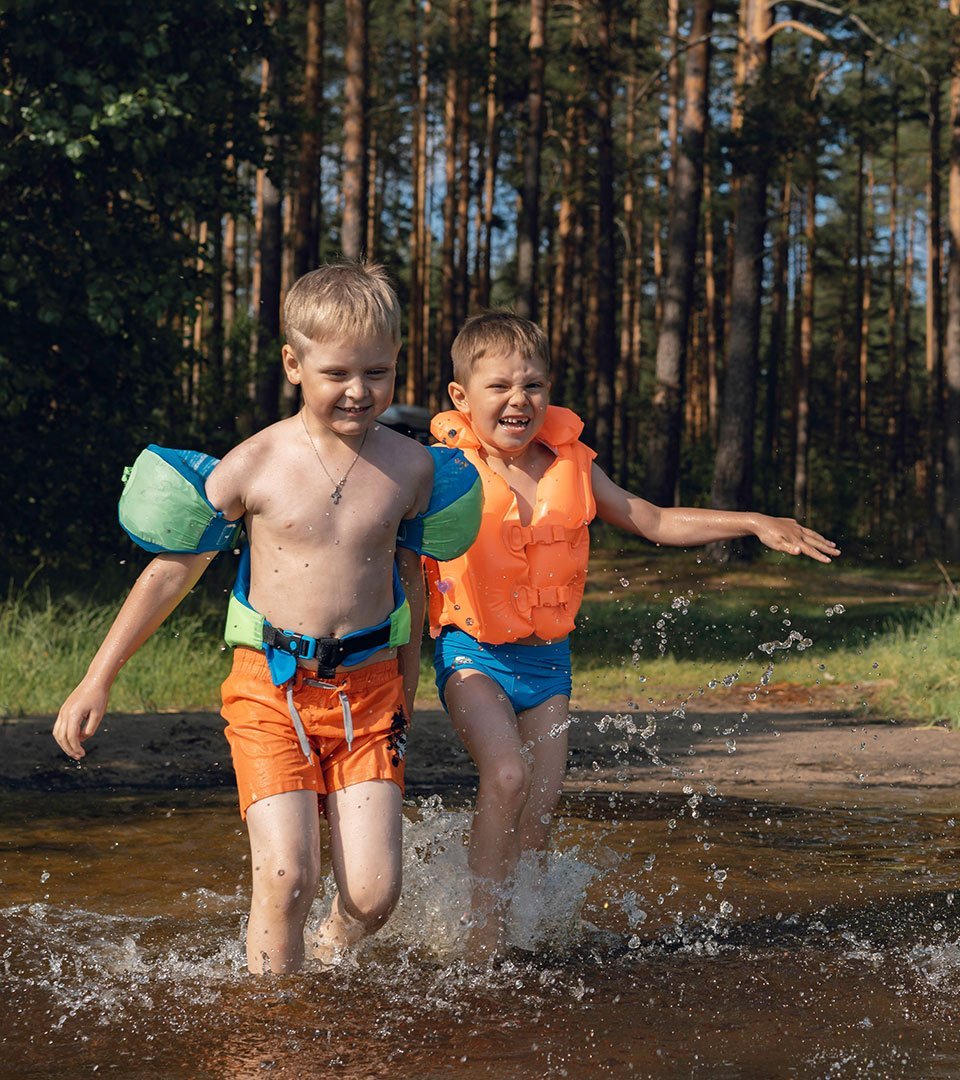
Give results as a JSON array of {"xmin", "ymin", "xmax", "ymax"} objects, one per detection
[
  {"xmin": 309, "ymin": 778, "xmax": 403, "ymax": 962},
  {"xmin": 445, "ymin": 671, "xmax": 532, "ymax": 958},
  {"xmin": 516, "ymin": 693, "xmax": 570, "ymax": 854},
  {"xmin": 245, "ymin": 790, "xmax": 322, "ymax": 975}
]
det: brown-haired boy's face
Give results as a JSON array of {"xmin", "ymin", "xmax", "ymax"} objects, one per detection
[{"xmin": 448, "ymin": 350, "xmax": 551, "ymax": 456}]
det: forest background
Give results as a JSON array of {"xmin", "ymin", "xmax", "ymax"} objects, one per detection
[{"xmin": 4, "ymin": 0, "xmax": 960, "ymax": 587}]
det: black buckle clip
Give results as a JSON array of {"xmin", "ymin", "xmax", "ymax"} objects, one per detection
[{"xmin": 265, "ymin": 627, "xmax": 345, "ymax": 676}]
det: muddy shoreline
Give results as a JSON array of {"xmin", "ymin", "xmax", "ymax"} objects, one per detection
[{"xmin": 6, "ymin": 699, "xmax": 958, "ymax": 810}]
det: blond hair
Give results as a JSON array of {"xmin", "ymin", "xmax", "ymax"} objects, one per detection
[
  {"xmin": 283, "ymin": 261, "xmax": 401, "ymax": 355},
  {"xmin": 451, "ymin": 309, "xmax": 550, "ymax": 384}
]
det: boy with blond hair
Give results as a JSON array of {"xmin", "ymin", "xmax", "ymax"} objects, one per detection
[
  {"xmin": 54, "ymin": 262, "xmax": 482, "ymax": 973},
  {"xmin": 428, "ymin": 310, "xmax": 839, "ymax": 958}
]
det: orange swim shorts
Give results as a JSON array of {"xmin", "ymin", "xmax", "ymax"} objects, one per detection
[{"xmin": 221, "ymin": 647, "xmax": 408, "ymax": 819}]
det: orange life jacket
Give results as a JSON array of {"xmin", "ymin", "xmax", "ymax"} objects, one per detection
[{"xmin": 427, "ymin": 405, "xmax": 596, "ymax": 644}]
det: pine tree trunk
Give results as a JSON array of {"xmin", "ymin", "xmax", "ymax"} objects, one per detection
[
  {"xmin": 927, "ymin": 76, "xmax": 945, "ymax": 531},
  {"xmin": 251, "ymin": 50, "xmax": 284, "ymax": 431},
  {"xmin": 437, "ymin": 0, "xmax": 461, "ymax": 404},
  {"xmin": 592, "ymin": 0, "xmax": 617, "ymax": 474},
  {"xmin": 294, "ymin": 0, "xmax": 324, "ymax": 280},
  {"xmin": 477, "ymin": 0, "xmax": 499, "ymax": 309},
  {"xmin": 944, "ymin": 7, "xmax": 960, "ymax": 558},
  {"xmin": 794, "ymin": 163, "xmax": 815, "ymax": 522},
  {"xmin": 646, "ymin": 0, "xmax": 714, "ymax": 506},
  {"xmin": 341, "ymin": 0, "xmax": 368, "ymax": 259},
  {"xmin": 764, "ymin": 169, "xmax": 791, "ymax": 488},
  {"xmin": 515, "ymin": 0, "xmax": 546, "ymax": 320},
  {"xmin": 406, "ymin": 0, "xmax": 430, "ymax": 405},
  {"xmin": 455, "ymin": 2, "xmax": 473, "ymax": 327},
  {"xmin": 708, "ymin": 0, "xmax": 771, "ymax": 560},
  {"xmin": 859, "ymin": 164, "xmax": 875, "ymax": 435},
  {"xmin": 703, "ymin": 145, "xmax": 719, "ymax": 442}
]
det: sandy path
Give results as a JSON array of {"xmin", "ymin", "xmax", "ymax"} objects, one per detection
[{"xmin": 5, "ymin": 699, "xmax": 958, "ymax": 810}]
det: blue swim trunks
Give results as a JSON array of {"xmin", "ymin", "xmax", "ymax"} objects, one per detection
[{"xmin": 433, "ymin": 626, "xmax": 572, "ymax": 714}]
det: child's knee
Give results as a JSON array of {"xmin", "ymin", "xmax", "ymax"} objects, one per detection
[
  {"xmin": 251, "ymin": 853, "xmax": 321, "ymax": 916},
  {"xmin": 484, "ymin": 757, "xmax": 532, "ymax": 807},
  {"xmin": 340, "ymin": 874, "xmax": 401, "ymax": 930}
]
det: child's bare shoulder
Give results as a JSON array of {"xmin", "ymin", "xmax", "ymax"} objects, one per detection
[
  {"xmin": 205, "ymin": 422, "xmax": 290, "ymax": 518},
  {"xmin": 372, "ymin": 424, "xmax": 432, "ymax": 473}
]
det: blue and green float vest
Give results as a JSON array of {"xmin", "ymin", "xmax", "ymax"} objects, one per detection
[{"xmin": 118, "ymin": 442, "xmax": 482, "ymax": 683}]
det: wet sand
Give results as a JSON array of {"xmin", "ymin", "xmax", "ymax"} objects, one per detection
[{"xmin": 6, "ymin": 691, "xmax": 959, "ymax": 808}]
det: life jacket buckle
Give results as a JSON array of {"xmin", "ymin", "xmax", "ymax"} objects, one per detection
[{"xmin": 263, "ymin": 626, "xmax": 346, "ymax": 675}]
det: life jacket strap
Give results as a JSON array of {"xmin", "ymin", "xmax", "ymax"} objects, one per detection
[
  {"xmin": 504, "ymin": 523, "xmax": 583, "ymax": 553},
  {"xmin": 514, "ymin": 584, "xmax": 573, "ymax": 613},
  {"xmin": 262, "ymin": 621, "xmax": 393, "ymax": 680}
]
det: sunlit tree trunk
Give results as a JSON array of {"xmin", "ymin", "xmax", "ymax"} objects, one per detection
[
  {"xmin": 251, "ymin": 45, "xmax": 284, "ymax": 432},
  {"xmin": 341, "ymin": 0, "xmax": 368, "ymax": 259},
  {"xmin": 407, "ymin": 0, "xmax": 429, "ymax": 405},
  {"xmin": 294, "ymin": 0, "xmax": 324, "ymax": 280},
  {"xmin": 646, "ymin": 0, "xmax": 714, "ymax": 506},
  {"xmin": 618, "ymin": 11, "xmax": 642, "ymax": 485},
  {"xmin": 454, "ymin": 0, "xmax": 473, "ymax": 328},
  {"xmin": 437, "ymin": 0, "xmax": 462, "ymax": 404},
  {"xmin": 593, "ymin": 0, "xmax": 617, "ymax": 473},
  {"xmin": 476, "ymin": 0, "xmax": 499, "ymax": 308},
  {"xmin": 515, "ymin": 0, "xmax": 546, "ymax": 320},
  {"xmin": 708, "ymin": 0, "xmax": 772, "ymax": 559}
]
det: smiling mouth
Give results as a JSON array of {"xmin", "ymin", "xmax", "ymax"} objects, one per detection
[
  {"xmin": 338, "ymin": 405, "xmax": 371, "ymax": 415},
  {"xmin": 498, "ymin": 416, "xmax": 530, "ymax": 429}
]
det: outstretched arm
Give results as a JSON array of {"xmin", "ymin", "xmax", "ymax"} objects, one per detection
[
  {"xmin": 591, "ymin": 465, "xmax": 839, "ymax": 562},
  {"xmin": 53, "ymin": 551, "xmax": 217, "ymax": 759}
]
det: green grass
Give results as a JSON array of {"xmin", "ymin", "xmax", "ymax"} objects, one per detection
[{"xmin": 3, "ymin": 551, "xmax": 958, "ymax": 725}]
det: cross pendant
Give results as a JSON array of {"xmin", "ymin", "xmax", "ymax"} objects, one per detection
[{"xmin": 331, "ymin": 485, "xmax": 343, "ymax": 504}]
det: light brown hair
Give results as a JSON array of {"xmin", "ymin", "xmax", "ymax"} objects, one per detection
[
  {"xmin": 283, "ymin": 261, "xmax": 401, "ymax": 356},
  {"xmin": 450, "ymin": 309, "xmax": 550, "ymax": 385}
]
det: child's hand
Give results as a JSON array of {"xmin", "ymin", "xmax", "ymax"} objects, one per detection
[
  {"xmin": 753, "ymin": 516, "xmax": 840, "ymax": 563},
  {"xmin": 53, "ymin": 681, "xmax": 109, "ymax": 760}
]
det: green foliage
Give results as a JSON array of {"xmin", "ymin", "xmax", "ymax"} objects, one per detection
[{"xmin": 0, "ymin": 0, "xmax": 265, "ymax": 579}]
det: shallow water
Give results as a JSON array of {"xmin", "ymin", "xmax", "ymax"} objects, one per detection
[{"xmin": 4, "ymin": 783, "xmax": 960, "ymax": 1079}]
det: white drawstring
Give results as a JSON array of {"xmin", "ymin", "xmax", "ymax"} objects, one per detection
[{"xmin": 291, "ymin": 678, "xmax": 355, "ymax": 756}]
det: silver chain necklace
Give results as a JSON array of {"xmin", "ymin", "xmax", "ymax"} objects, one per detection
[{"xmin": 300, "ymin": 409, "xmax": 368, "ymax": 504}]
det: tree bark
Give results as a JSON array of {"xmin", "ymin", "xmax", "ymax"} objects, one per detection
[
  {"xmin": 592, "ymin": 0, "xmax": 617, "ymax": 474},
  {"xmin": 708, "ymin": 0, "xmax": 771, "ymax": 561},
  {"xmin": 764, "ymin": 167, "xmax": 791, "ymax": 488},
  {"xmin": 944, "ymin": 6, "xmax": 960, "ymax": 558},
  {"xmin": 341, "ymin": 0, "xmax": 368, "ymax": 259},
  {"xmin": 437, "ymin": 0, "xmax": 462, "ymax": 405},
  {"xmin": 927, "ymin": 76, "xmax": 944, "ymax": 529},
  {"xmin": 515, "ymin": 0, "xmax": 546, "ymax": 320},
  {"xmin": 406, "ymin": 0, "xmax": 430, "ymax": 405},
  {"xmin": 251, "ymin": 47, "xmax": 284, "ymax": 432},
  {"xmin": 794, "ymin": 161, "xmax": 815, "ymax": 522},
  {"xmin": 477, "ymin": 0, "xmax": 499, "ymax": 309},
  {"xmin": 294, "ymin": 0, "xmax": 324, "ymax": 279},
  {"xmin": 646, "ymin": 0, "xmax": 714, "ymax": 506}
]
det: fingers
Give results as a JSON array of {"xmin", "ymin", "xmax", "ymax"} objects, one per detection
[
  {"xmin": 788, "ymin": 527, "xmax": 841, "ymax": 563},
  {"xmin": 53, "ymin": 700, "xmax": 102, "ymax": 760}
]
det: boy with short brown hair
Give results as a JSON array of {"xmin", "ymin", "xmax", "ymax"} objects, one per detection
[
  {"xmin": 55, "ymin": 261, "xmax": 437, "ymax": 974},
  {"xmin": 429, "ymin": 309, "xmax": 839, "ymax": 959}
]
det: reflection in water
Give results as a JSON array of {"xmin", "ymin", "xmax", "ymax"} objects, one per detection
[{"xmin": 4, "ymin": 788, "xmax": 960, "ymax": 1077}]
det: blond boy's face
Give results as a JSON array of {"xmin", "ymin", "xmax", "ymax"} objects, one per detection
[
  {"xmin": 448, "ymin": 351, "xmax": 551, "ymax": 456},
  {"xmin": 282, "ymin": 333, "xmax": 398, "ymax": 439}
]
